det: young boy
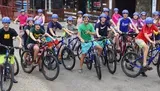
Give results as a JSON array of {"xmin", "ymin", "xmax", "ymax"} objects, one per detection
[
  {"xmin": 0, "ymin": 17, "xmax": 22, "ymax": 83},
  {"xmin": 78, "ymin": 14, "xmax": 102, "ymax": 72},
  {"xmin": 135, "ymin": 17, "xmax": 158, "ymax": 76}
]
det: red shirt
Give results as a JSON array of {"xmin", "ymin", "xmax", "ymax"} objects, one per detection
[
  {"xmin": 136, "ymin": 24, "xmax": 158, "ymax": 43},
  {"xmin": 18, "ymin": 14, "xmax": 28, "ymax": 25}
]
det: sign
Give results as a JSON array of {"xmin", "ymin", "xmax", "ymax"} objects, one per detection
[{"xmin": 93, "ymin": 2, "xmax": 101, "ymax": 8}]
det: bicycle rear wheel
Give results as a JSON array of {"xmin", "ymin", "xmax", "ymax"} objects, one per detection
[
  {"xmin": 121, "ymin": 52, "xmax": 142, "ymax": 78},
  {"xmin": 106, "ymin": 49, "xmax": 117, "ymax": 74},
  {"xmin": 42, "ymin": 54, "xmax": 60, "ymax": 81},
  {"xmin": 94, "ymin": 53, "xmax": 102, "ymax": 80},
  {"xmin": 21, "ymin": 50, "xmax": 35, "ymax": 73},
  {"xmin": 14, "ymin": 56, "xmax": 19, "ymax": 76},
  {"xmin": 1, "ymin": 63, "xmax": 13, "ymax": 91},
  {"xmin": 62, "ymin": 47, "xmax": 76, "ymax": 70}
]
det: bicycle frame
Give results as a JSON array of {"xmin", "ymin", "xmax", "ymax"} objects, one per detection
[
  {"xmin": 86, "ymin": 41, "xmax": 96, "ymax": 62},
  {"xmin": 130, "ymin": 46, "xmax": 160, "ymax": 69}
]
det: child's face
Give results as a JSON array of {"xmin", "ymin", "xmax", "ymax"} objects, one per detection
[
  {"xmin": 68, "ymin": 21, "xmax": 73, "ymax": 25},
  {"xmin": 83, "ymin": 17, "xmax": 89, "ymax": 24},
  {"xmin": 21, "ymin": 12, "xmax": 25, "ymax": 15},
  {"xmin": 123, "ymin": 14, "xmax": 128, "ymax": 18},
  {"xmin": 153, "ymin": 15, "xmax": 159, "ymax": 19},
  {"xmin": 141, "ymin": 15, "xmax": 146, "ymax": 19},
  {"xmin": 52, "ymin": 18, "xmax": 58, "ymax": 22},
  {"xmin": 3, "ymin": 23, "xmax": 10, "ymax": 28},
  {"xmin": 133, "ymin": 15, "xmax": 138, "ymax": 19},
  {"xmin": 35, "ymin": 25, "xmax": 40, "ymax": 30},
  {"xmin": 114, "ymin": 11, "xmax": 118, "ymax": 14},
  {"xmin": 104, "ymin": 12, "xmax": 109, "ymax": 16},
  {"xmin": 147, "ymin": 24, "xmax": 152, "ymax": 27},
  {"xmin": 78, "ymin": 14, "xmax": 82, "ymax": 17},
  {"xmin": 28, "ymin": 21, "xmax": 34, "ymax": 26},
  {"xmin": 100, "ymin": 17, "xmax": 106, "ymax": 23}
]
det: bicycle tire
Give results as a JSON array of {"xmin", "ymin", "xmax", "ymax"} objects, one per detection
[
  {"xmin": 1, "ymin": 63, "xmax": 13, "ymax": 91},
  {"xmin": 77, "ymin": 44, "xmax": 82, "ymax": 60},
  {"xmin": 86, "ymin": 58, "xmax": 92, "ymax": 70},
  {"xmin": 42, "ymin": 54, "xmax": 60, "ymax": 81},
  {"xmin": 121, "ymin": 52, "xmax": 142, "ymax": 78},
  {"xmin": 125, "ymin": 45, "xmax": 134, "ymax": 53},
  {"xmin": 62, "ymin": 47, "xmax": 76, "ymax": 70},
  {"xmin": 106, "ymin": 49, "xmax": 117, "ymax": 74},
  {"xmin": 94, "ymin": 53, "xmax": 102, "ymax": 80},
  {"xmin": 14, "ymin": 56, "xmax": 19, "ymax": 76},
  {"xmin": 21, "ymin": 50, "xmax": 35, "ymax": 73}
]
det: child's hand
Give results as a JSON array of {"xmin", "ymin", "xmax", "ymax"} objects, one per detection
[
  {"xmin": 86, "ymin": 31, "xmax": 91, "ymax": 34},
  {"xmin": 81, "ymin": 39, "xmax": 85, "ymax": 43}
]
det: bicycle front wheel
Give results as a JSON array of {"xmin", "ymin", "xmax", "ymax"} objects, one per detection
[
  {"xmin": 1, "ymin": 63, "xmax": 13, "ymax": 91},
  {"xmin": 94, "ymin": 53, "xmax": 102, "ymax": 80},
  {"xmin": 121, "ymin": 52, "xmax": 142, "ymax": 78},
  {"xmin": 42, "ymin": 54, "xmax": 60, "ymax": 81}
]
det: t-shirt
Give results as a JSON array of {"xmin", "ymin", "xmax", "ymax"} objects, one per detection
[
  {"xmin": 112, "ymin": 13, "xmax": 122, "ymax": 25},
  {"xmin": 65, "ymin": 24, "xmax": 77, "ymax": 37},
  {"xmin": 136, "ymin": 24, "xmax": 158, "ymax": 43},
  {"xmin": 78, "ymin": 23, "xmax": 95, "ymax": 41},
  {"xmin": 27, "ymin": 27, "xmax": 45, "ymax": 44},
  {"xmin": 95, "ymin": 21, "xmax": 110, "ymax": 36},
  {"xmin": 139, "ymin": 18, "xmax": 146, "ymax": 28},
  {"xmin": 47, "ymin": 21, "xmax": 62, "ymax": 35},
  {"xmin": 18, "ymin": 14, "xmax": 28, "ymax": 25},
  {"xmin": 119, "ymin": 17, "xmax": 131, "ymax": 32},
  {"xmin": 0, "ymin": 28, "xmax": 18, "ymax": 54}
]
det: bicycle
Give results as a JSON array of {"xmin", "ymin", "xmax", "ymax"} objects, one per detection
[
  {"xmin": 0, "ymin": 43, "xmax": 21, "ymax": 91},
  {"xmin": 21, "ymin": 35, "xmax": 60, "ymax": 81},
  {"xmin": 121, "ymin": 44, "xmax": 160, "ymax": 78},
  {"xmin": 98, "ymin": 37, "xmax": 117, "ymax": 74},
  {"xmin": 52, "ymin": 36, "xmax": 76, "ymax": 70},
  {"xmin": 83, "ymin": 39, "xmax": 102, "ymax": 80}
]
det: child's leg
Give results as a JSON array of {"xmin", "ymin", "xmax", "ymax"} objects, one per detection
[
  {"xmin": 142, "ymin": 44, "xmax": 149, "ymax": 66},
  {"xmin": 80, "ymin": 54, "xmax": 86, "ymax": 69}
]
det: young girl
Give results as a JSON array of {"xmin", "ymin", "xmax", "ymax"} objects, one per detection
[
  {"xmin": 153, "ymin": 11, "xmax": 160, "ymax": 27},
  {"xmin": 139, "ymin": 11, "xmax": 147, "ymax": 28},
  {"xmin": 76, "ymin": 11, "xmax": 83, "ymax": 28},
  {"xmin": 14, "ymin": 9, "xmax": 28, "ymax": 35},
  {"xmin": 34, "ymin": 9, "xmax": 45, "ymax": 30},
  {"xmin": 112, "ymin": 8, "xmax": 122, "ymax": 25}
]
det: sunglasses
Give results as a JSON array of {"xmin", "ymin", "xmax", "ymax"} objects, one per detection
[{"xmin": 3, "ymin": 22, "xmax": 10, "ymax": 24}]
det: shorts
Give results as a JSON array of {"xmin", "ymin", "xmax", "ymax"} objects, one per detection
[
  {"xmin": 0, "ymin": 55, "xmax": 15, "ymax": 64},
  {"xmin": 97, "ymin": 39, "xmax": 111, "ymax": 48},
  {"xmin": 27, "ymin": 43, "xmax": 35, "ymax": 50},
  {"xmin": 81, "ymin": 41, "xmax": 99, "ymax": 54},
  {"xmin": 135, "ymin": 39, "xmax": 146, "ymax": 48}
]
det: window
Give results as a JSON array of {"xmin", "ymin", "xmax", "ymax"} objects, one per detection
[
  {"xmin": 64, "ymin": 0, "xmax": 78, "ymax": 10},
  {"xmin": 88, "ymin": 0, "xmax": 102, "ymax": 12}
]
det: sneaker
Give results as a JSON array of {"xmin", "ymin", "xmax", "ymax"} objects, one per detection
[
  {"xmin": 32, "ymin": 62, "xmax": 38, "ymax": 67},
  {"xmin": 143, "ymin": 65, "xmax": 153, "ymax": 71},
  {"xmin": 13, "ymin": 78, "xmax": 18, "ymax": 83},
  {"xmin": 141, "ymin": 72, "xmax": 147, "ymax": 77},
  {"xmin": 78, "ymin": 69, "xmax": 83, "ymax": 73}
]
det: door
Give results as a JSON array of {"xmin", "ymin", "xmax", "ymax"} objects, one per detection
[{"xmin": 115, "ymin": 0, "xmax": 136, "ymax": 17}]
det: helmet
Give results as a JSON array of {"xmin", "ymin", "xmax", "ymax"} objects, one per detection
[
  {"xmin": 67, "ymin": 16, "xmax": 73, "ymax": 21},
  {"xmin": 122, "ymin": 9, "xmax": 129, "ymax": 14},
  {"xmin": 141, "ymin": 11, "xmax": 147, "ymax": 15},
  {"xmin": 20, "ymin": 9, "xmax": 25, "ymax": 12},
  {"xmin": 153, "ymin": 11, "xmax": 159, "ymax": 15},
  {"xmin": 27, "ymin": 17, "xmax": 34, "ymax": 22},
  {"xmin": 77, "ymin": 11, "xmax": 83, "ymax": 14},
  {"xmin": 145, "ymin": 17, "xmax": 153, "ymax": 24},
  {"xmin": 100, "ymin": 13, "xmax": 107, "ymax": 18},
  {"xmin": 114, "ymin": 8, "xmax": 119, "ymax": 11},
  {"xmin": 133, "ymin": 12, "xmax": 139, "ymax": 16},
  {"xmin": 83, "ymin": 14, "xmax": 90, "ymax": 18},
  {"xmin": 2, "ymin": 17, "xmax": 11, "ymax": 23},
  {"xmin": 34, "ymin": 20, "xmax": 41, "ymax": 25},
  {"xmin": 37, "ymin": 9, "xmax": 43, "ymax": 13},
  {"xmin": 52, "ymin": 14, "xmax": 58, "ymax": 19},
  {"xmin": 103, "ymin": 8, "xmax": 109, "ymax": 12}
]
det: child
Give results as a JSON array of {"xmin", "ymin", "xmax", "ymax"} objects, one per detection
[
  {"xmin": 112, "ymin": 8, "xmax": 122, "ymax": 25},
  {"xmin": 76, "ymin": 11, "xmax": 83, "ymax": 28}
]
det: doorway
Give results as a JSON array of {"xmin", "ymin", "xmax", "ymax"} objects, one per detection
[
  {"xmin": 78, "ymin": 0, "xmax": 87, "ymax": 14},
  {"xmin": 115, "ymin": 0, "xmax": 136, "ymax": 17}
]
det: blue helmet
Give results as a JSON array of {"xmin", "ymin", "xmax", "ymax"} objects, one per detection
[
  {"xmin": 2, "ymin": 17, "xmax": 11, "ymax": 24},
  {"xmin": 100, "ymin": 13, "xmax": 107, "ymax": 18},
  {"xmin": 83, "ymin": 14, "xmax": 90, "ymax": 18},
  {"xmin": 122, "ymin": 9, "xmax": 129, "ymax": 14},
  {"xmin": 37, "ymin": 9, "xmax": 43, "ymax": 13},
  {"xmin": 141, "ymin": 11, "xmax": 147, "ymax": 15},
  {"xmin": 77, "ymin": 11, "xmax": 83, "ymax": 14},
  {"xmin": 52, "ymin": 14, "xmax": 58, "ymax": 19},
  {"xmin": 20, "ymin": 9, "xmax": 25, "ymax": 12},
  {"xmin": 153, "ymin": 11, "xmax": 159, "ymax": 15},
  {"xmin": 67, "ymin": 16, "xmax": 73, "ymax": 21},
  {"xmin": 103, "ymin": 8, "xmax": 109, "ymax": 12},
  {"xmin": 27, "ymin": 17, "xmax": 34, "ymax": 22},
  {"xmin": 145, "ymin": 17, "xmax": 153, "ymax": 24},
  {"xmin": 133, "ymin": 12, "xmax": 139, "ymax": 16},
  {"xmin": 34, "ymin": 20, "xmax": 41, "ymax": 25},
  {"xmin": 114, "ymin": 8, "xmax": 119, "ymax": 11}
]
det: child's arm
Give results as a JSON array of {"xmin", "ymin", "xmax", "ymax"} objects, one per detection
[
  {"xmin": 77, "ymin": 32, "xmax": 84, "ymax": 42},
  {"xmin": 62, "ymin": 28, "xmax": 72, "ymax": 36},
  {"xmin": 14, "ymin": 17, "xmax": 18, "ymax": 24}
]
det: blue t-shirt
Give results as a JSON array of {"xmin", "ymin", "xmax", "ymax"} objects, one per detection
[
  {"xmin": 47, "ymin": 21, "xmax": 62, "ymax": 35},
  {"xmin": 119, "ymin": 17, "xmax": 131, "ymax": 32}
]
